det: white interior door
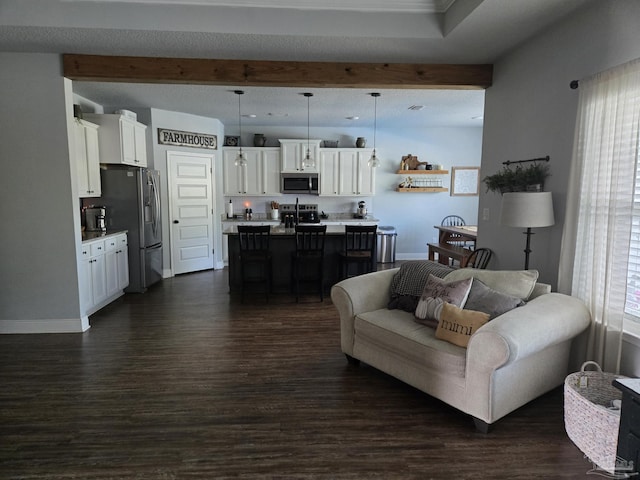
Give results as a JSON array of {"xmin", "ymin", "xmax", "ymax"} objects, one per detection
[{"xmin": 167, "ymin": 151, "xmax": 214, "ymax": 275}]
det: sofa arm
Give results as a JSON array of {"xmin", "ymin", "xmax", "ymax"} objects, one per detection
[
  {"xmin": 331, "ymin": 268, "xmax": 398, "ymax": 356},
  {"xmin": 466, "ymin": 293, "xmax": 591, "ymax": 371}
]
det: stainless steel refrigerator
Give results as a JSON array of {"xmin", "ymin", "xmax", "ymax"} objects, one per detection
[{"xmin": 96, "ymin": 166, "xmax": 163, "ymax": 293}]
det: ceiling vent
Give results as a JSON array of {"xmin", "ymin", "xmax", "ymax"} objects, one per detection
[{"xmin": 408, "ymin": 105, "xmax": 425, "ymax": 111}]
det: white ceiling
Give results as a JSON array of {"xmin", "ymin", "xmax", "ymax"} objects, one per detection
[{"xmin": 0, "ymin": 0, "xmax": 592, "ymax": 128}]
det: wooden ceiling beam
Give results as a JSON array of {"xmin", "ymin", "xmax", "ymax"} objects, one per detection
[{"xmin": 63, "ymin": 54, "xmax": 492, "ymax": 90}]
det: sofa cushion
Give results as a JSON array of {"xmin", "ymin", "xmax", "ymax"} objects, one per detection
[
  {"xmin": 388, "ymin": 261, "xmax": 454, "ymax": 312},
  {"xmin": 464, "ymin": 279, "xmax": 525, "ymax": 320},
  {"xmin": 414, "ymin": 275, "xmax": 473, "ymax": 327},
  {"xmin": 443, "ymin": 268, "xmax": 539, "ymax": 300},
  {"xmin": 436, "ymin": 303, "xmax": 490, "ymax": 348},
  {"xmin": 354, "ymin": 309, "xmax": 467, "ymax": 377}
]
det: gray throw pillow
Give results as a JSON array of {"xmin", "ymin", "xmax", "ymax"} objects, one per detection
[
  {"xmin": 464, "ymin": 279, "xmax": 525, "ymax": 320},
  {"xmin": 388, "ymin": 261, "xmax": 454, "ymax": 312}
]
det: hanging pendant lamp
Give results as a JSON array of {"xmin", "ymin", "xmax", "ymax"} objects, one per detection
[
  {"xmin": 302, "ymin": 92, "xmax": 315, "ymax": 169},
  {"xmin": 368, "ymin": 92, "xmax": 381, "ymax": 168},
  {"xmin": 234, "ymin": 90, "xmax": 246, "ymax": 167}
]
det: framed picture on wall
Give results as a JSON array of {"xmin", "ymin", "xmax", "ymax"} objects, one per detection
[
  {"xmin": 224, "ymin": 136, "xmax": 240, "ymax": 147},
  {"xmin": 451, "ymin": 167, "xmax": 480, "ymax": 196}
]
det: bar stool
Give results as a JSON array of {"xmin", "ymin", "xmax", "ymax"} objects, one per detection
[
  {"xmin": 292, "ymin": 224, "xmax": 327, "ymax": 302},
  {"xmin": 237, "ymin": 225, "xmax": 272, "ymax": 303},
  {"xmin": 339, "ymin": 225, "xmax": 377, "ymax": 279}
]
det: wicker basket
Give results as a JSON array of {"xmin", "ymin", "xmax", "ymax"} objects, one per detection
[{"xmin": 564, "ymin": 361, "xmax": 626, "ymax": 472}]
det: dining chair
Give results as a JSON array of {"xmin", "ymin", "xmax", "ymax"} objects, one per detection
[
  {"xmin": 237, "ymin": 225, "xmax": 272, "ymax": 303},
  {"xmin": 466, "ymin": 247, "xmax": 492, "ymax": 269},
  {"xmin": 441, "ymin": 215, "xmax": 466, "ymax": 227},
  {"xmin": 292, "ymin": 224, "xmax": 327, "ymax": 302},
  {"xmin": 339, "ymin": 225, "xmax": 378, "ymax": 279}
]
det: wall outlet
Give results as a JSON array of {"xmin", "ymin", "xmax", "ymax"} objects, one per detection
[{"xmin": 482, "ymin": 208, "xmax": 490, "ymax": 221}]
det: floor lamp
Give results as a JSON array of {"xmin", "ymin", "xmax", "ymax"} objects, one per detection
[{"xmin": 500, "ymin": 192, "xmax": 555, "ymax": 270}]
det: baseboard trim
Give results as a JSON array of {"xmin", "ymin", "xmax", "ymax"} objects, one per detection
[{"xmin": 0, "ymin": 317, "xmax": 90, "ymax": 334}]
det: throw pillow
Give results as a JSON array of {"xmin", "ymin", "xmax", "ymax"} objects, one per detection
[
  {"xmin": 436, "ymin": 302, "xmax": 490, "ymax": 348},
  {"xmin": 414, "ymin": 275, "xmax": 473, "ymax": 327},
  {"xmin": 443, "ymin": 268, "xmax": 539, "ymax": 300},
  {"xmin": 388, "ymin": 260, "xmax": 454, "ymax": 312},
  {"xmin": 465, "ymin": 279, "xmax": 525, "ymax": 320}
]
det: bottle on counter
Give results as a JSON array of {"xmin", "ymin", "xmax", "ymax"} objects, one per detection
[{"xmin": 226, "ymin": 200, "xmax": 234, "ymax": 219}]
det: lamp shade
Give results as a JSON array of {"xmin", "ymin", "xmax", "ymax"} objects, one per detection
[{"xmin": 500, "ymin": 192, "xmax": 555, "ymax": 228}]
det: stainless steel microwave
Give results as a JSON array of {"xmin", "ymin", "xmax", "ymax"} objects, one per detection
[{"xmin": 280, "ymin": 173, "xmax": 319, "ymax": 194}]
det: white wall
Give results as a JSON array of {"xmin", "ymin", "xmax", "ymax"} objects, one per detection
[
  {"xmin": 0, "ymin": 53, "xmax": 86, "ymax": 332},
  {"xmin": 145, "ymin": 109, "xmax": 224, "ymax": 271},
  {"xmin": 479, "ymin": 0, "xmax": 640, "ymax": 376},
  {"xmin": 225, "ymin": 125, "xmax": 483, "ymax": 259},
  {"xmin": 480, "ymin": 0, "xmax": 640, "ymax": 288}
]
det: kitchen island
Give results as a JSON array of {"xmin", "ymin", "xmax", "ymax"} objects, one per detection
[{"xmin": 223, "ymin": 223, "xmax": 378, "ymax": 295}]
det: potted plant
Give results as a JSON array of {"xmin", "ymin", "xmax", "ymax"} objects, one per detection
[
  {"xmin": 522, "ymin": 162, "xmax": 551, "ymax": 192},
  {"xmin": 482, "ymin": 166, "xmax": 518, "ymax": 194},
  {"xmin": 483, "ymin": 163, "xmax": 550, "ymax": 194}
]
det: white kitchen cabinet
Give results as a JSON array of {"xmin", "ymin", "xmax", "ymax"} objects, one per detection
[
  {"xmin": 279, "ymin": 139, "xmax": 321, "ymax": 173},
  {"xmin": 73, "ymin": 119, "xmax": 101, "ymax": 197},
  {"xmin": 80, "ymin": 233, "xmax": 129, "ymax": 316},
  {"xmin": 80, "ymin": 239, "xmax": 107, "ymax": 314},
  {"xmin": 84, "ymin": 113, "xmax": 148, "ymax": 167},
  {"xmin": 319, "ymin": 148, "xmax": 375, "ymax": 196},
  {"xmin": 105, "ymin": 233, "xmax": 129, "ymax": 297},
  {"xmin": 222, "ymin": 147, "xmax": 282, "ymax": 196}
]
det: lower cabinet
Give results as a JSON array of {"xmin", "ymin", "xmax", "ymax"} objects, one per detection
[
  {"xmin": 105, "ymin": 234, "xmax": 129, "ymax": 296},
  {"xmin": 80, "ymin": 233, "xmax": 129, "ymax": 316}
]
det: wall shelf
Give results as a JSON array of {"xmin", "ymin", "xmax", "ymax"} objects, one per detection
[
  {"xmin": 396, "ymin": 169, "xmax": 448, "ymax": 175},
  {"xmin": 396, "ymin": 187, "xmax": 448, "ymax": 193}
]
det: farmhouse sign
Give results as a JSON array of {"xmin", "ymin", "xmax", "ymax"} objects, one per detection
[{"xmin": 158, "ymin": 128, "xmax": 217, "ymax": 150}]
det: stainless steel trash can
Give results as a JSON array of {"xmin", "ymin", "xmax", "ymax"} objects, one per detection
[{"xmin": 377, "ymin": 226, "xmax": 397, "ymax": 263}]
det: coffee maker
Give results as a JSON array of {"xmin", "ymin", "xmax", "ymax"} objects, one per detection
[
  {"xmin": 355, "ymin": 201, "xmax": 367, "ymax": 219},
  {"xmin": 85, "ymin": 206, "xmax": 107, "ymax": 232}
]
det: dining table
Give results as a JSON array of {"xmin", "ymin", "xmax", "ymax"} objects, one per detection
[
  {"xmin": 428, "ymin": 225, "xmax": 477, "ymax": 267},
  {"xmin": 436, "ymin": 224, "xmax": 477, "ymax": 246}
]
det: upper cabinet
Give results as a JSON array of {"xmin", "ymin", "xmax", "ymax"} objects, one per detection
[
  {"xmin": 73, "ymin": 118, "xmax": 101, "ymax": 198},
  {"xmin": 222, "ymin": 147, "xmax": 281, "ymax": 196},
  {"xmin": 319, "ymin": 148, "xmax": 375, "ymax": 196},
  {"xmin": 279, "ymin": 139, "xmax": 321, "ymax": 173},
  {"xmin": 84, "ymin": 113, "xmax": 148, "ymax": 167}
]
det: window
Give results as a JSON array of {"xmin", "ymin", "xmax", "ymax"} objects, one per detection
[{"xmin": 624, "ymin": 136, "xmax": 640, "ymax": 339}]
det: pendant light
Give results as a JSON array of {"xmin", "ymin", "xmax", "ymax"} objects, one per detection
[
  {"xmin": 368, "ymin": 92, "xmax": 381, "ymax": 168},
  {"xmin": 234, "ymin": 90, "xmax": 246, "ymax": 167},
  {"xmin": 302, "ymin": 92, "xmax": 315, "ymax": 169}
]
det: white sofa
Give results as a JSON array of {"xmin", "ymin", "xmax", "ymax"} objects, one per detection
[{"xmin": 331, "ymin": 265, "xmax": 591, "ymax": 432}]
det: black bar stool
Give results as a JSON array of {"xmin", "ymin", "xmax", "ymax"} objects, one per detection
[
  {"xmin": 339, "ymin": 225, "xmax": 377, "ymax": 279},
  {"xmin": 237, "ymin": 225, "xmax": 272, "ymax": 303},
  {"xmin": 292, "ymin": 224, "xmax": 327, "ymax": 302}
]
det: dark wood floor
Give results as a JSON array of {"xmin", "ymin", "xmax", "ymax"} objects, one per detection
[{"xmin": 1, "ymin": 268, "xmax": 595, "ymax": 479}]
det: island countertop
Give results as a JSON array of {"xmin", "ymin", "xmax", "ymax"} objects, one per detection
[
  {"xmin": 222, "ymin": 225, "xmax": 368, "ymax": 235},
  {"xmin": 225, "ymin": 223, "xmax": 379, "ymax": 293}
]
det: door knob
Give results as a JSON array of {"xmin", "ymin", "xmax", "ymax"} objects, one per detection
[{"xmin": 173, "ymin": 220, "xmax": 179, "ymax": 224}]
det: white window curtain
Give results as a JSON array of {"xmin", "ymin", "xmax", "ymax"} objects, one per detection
[{"xmin": 558, "ymin": 58, "xmax": 640, "ymax": 374}]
